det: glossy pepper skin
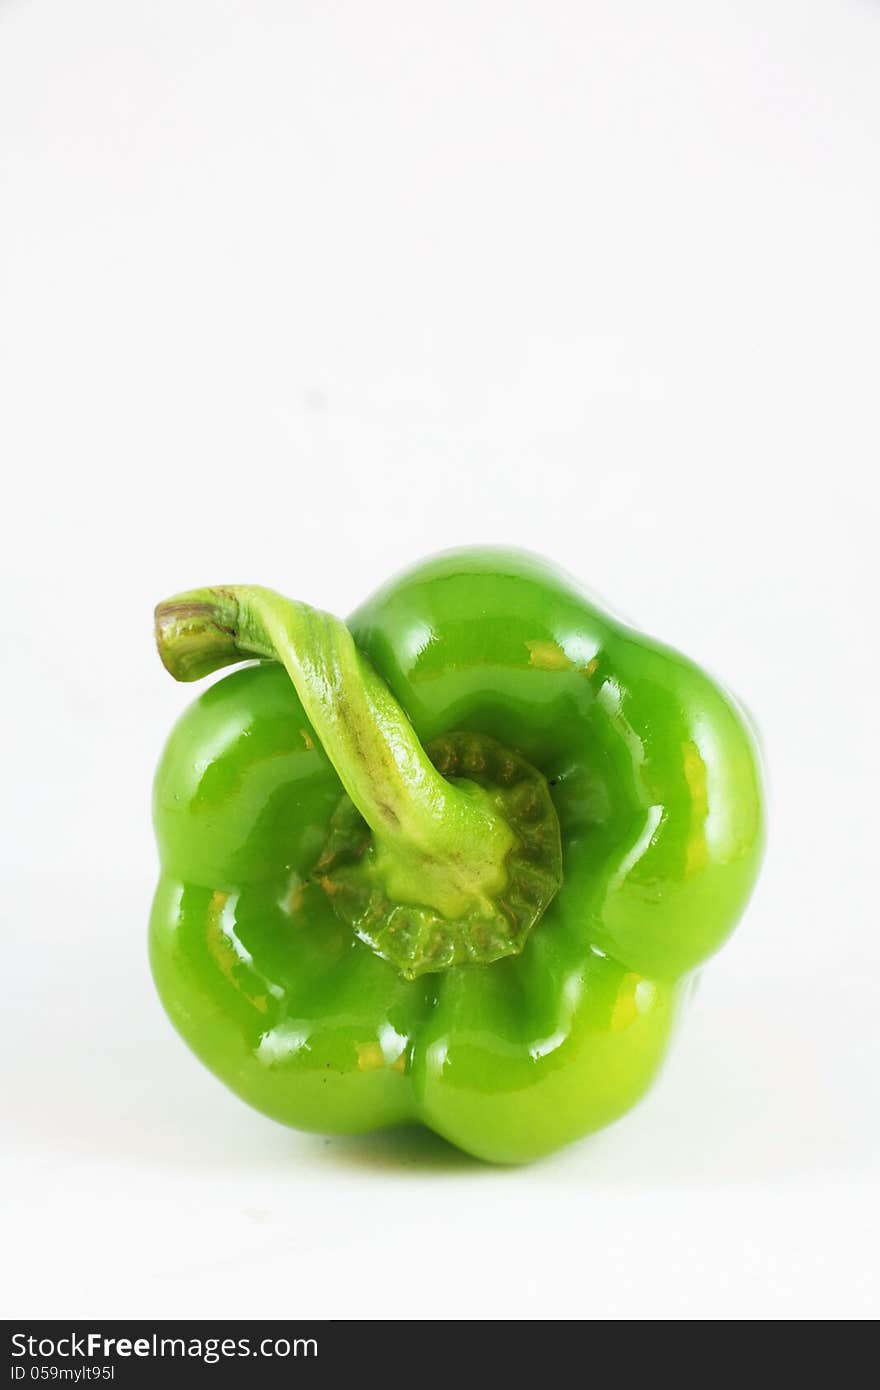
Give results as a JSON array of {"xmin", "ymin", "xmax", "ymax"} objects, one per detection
[{"xmin": 150, "ymin": 549, "xmax": 764, "ymax": 1163}]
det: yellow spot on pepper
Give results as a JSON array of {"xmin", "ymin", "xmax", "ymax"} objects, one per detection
[
  {"xmin": 610, "ymin": 972, "xmax": 657, "ymax": 1031},
  {"xmin": 205, "ymin": 891, "xmax": 267, "ymax": 1013},
  {"xmin": 206, "ymin": 892, "xmax": 238, "ymax": 986},
  {"xmin": 318, "ymin": 875, "xmax": 344, "ymax": 897},
  {"xmin": 682, "ymin": 740, "xmax": 709, "ymax": 877},
  {"xmin": 356, "ymin": 1041, "xmax": 385, "ymax": 1072},
  {"xmin": 526, "ymin": 640, "xmax": 572, "ymax": 672},
  {"xmin": 288, "ymin": 883, "xmax": 306, "ymax": 914}
]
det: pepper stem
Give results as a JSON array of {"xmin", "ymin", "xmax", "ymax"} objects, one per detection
[{"xmin": 154, "ymin": 586, "xmax": 518, "ymax": 924}]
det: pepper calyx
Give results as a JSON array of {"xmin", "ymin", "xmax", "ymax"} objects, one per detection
[{"xmin": 314, "ymin": 731, "xmax": 563, "ymax": 979}]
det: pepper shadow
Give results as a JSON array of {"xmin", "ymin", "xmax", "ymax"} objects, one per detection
[{"xmin": 299, "ymin": 1124, "xmax": 493, "ymax": 1174}]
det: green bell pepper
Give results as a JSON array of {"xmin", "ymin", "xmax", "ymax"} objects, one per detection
[{"xmin": 150, "ymin": 548, "xmax": 763, "ymax": 1163}]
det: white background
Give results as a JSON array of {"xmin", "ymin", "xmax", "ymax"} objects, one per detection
[{"xmin": 2, "ymin": 0, "xmax": 878, "ymax": 1320}]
